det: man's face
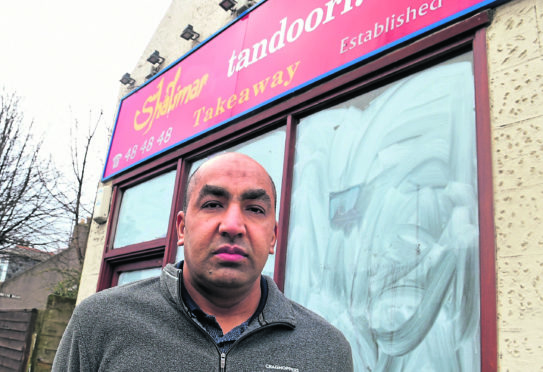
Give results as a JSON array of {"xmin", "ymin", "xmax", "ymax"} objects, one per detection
[{"xmin": 177, "ymin": 154, "xmax": 277, "ymax": 293}]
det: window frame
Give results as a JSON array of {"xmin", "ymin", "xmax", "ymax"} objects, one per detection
[
  {"xmin": 97, "ymin": 161, "xmax": 182, "ymax": 291},
  {"xmin": 111, "ymin": 257, "xmax": 164, "ymax": 287},
  {"xmin": 98, "ymin": 12, "xmax": 496, "ymax": 370}
]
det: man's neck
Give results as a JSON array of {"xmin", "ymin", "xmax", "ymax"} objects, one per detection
[{"xmin": 182, "ymin": 272, "xmax": 261, "ymax": 334}]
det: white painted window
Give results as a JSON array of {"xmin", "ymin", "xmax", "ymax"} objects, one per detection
[
  {"xmin": 284, "ymin": 53, "xmax": 481, "ymax": 371},
  {"xmin": 0, "ymin": 258, "xmax": 9, "ymax": 282}
]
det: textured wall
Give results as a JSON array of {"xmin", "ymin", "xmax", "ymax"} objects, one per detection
[
  {"xmin": 77, "ymin": 187, "xmax": 110, "ymax": 304},
  {"xmin": 487, "ymin": 0, "xmax": 543, "ymax": 370}
]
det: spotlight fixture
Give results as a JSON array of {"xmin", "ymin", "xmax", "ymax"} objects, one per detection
[
  {"xmin": 145, "ymin": 64, "xmax": 161, "ymax": 80},
  {"xmin": 147, "ymin": 50, "xmax": 165, "ymax": 65},
  {"xmin": 219, "ymin": 0, "xmax": 237, "ymax": 11},
  {"xmin": 119, "ymin": 73, "xmax": 135, "ymax": 86},
  {"xmin": 180, "ymin": 24, "xmax": 200, "ymax": 41},
  {"xmin": 235, "ymin": 4, "xmax": 251, "ymax": 14}
]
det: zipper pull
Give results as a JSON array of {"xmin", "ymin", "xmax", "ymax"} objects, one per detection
[{"xmin": 220, "ymin": 352, "xmax": 226, "ymax": 371}]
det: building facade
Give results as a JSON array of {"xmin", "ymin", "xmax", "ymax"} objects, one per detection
[
  {"xmin": 0, "ymin": 222, "xmax": 89, "ymax": 310},
  {"xmin": 0, "ymin": 246, "xmax": 53, "ymax": 283},
  {"xmin": 77, "ymin": 0, "xmax": 543, "ymax": 371}
]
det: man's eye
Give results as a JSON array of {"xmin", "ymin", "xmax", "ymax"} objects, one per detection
[
  {"xmin": 247, "ymin": 206, "xmax": 265, "ymax": 214},
  {"xmin": 202, "ymin": 201, "xmax": 222, "ymax": 209}
]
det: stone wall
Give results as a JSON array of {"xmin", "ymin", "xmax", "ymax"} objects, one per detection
[
  {"xmin": 486, "ymin": 0, "xmax": 543, "ymax": 370},
  {"xmin": 30, "ymin": 295, "xmax": 76, "ymax": 371}
]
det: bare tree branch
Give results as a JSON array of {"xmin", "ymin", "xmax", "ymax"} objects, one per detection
[
  {"xmin": 55, "ymin": 108, "xmax": 103, "ymax": 263},
  {"xmin": 0, "ymin": 89, "xmax": 67, "ymax": 251}
]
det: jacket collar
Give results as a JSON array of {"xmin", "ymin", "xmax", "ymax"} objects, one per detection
[{"xmin": 160, "ymin": 263, "xmax": 296, "ymax": 329}]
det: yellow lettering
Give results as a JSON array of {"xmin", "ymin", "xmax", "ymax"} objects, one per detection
[
  {"xmin": 191, "ymin": 61, "xmax": 301, "ymax": 130},
  {"xmin": 227, "ymin": 93, "xmax": 238, "ymax": 109},
  {"xmin": 166, "ymin": 67, "xmax": 182, "ymax": 112},
  {"xmin": 174, "ymin": 85, "xmax": 191, "ymax": 108},
  {"xmin": 193, "ymin": 107, "xmax": 205, "ymax": 127},
  {"xmin": 252, "ymin": 77, "xmax": 270, "ymax": 96},
  {"xmin": 200, "ymin": 74, "xmax": 209, "ymax": 95},
  {"xmin": 134, "ymin": 96, "xmax": 154, "ymax": 131},
  {"xmin": 215, "ymin": 96, "xmax": 226, "ymax": 116},
  {"xmin": 134, "ymin": 78, "xmax": 163, "ymax": 133},
  {"xmin": 204, "ymin": 108, "xmax": 214, "ymax": 122},
  {"xmin": 238, "ymin": 88, "xmax": 250, "ymax": 104},
  {"xmin": 271, "ymin": 71, "xmax": 284, "ymax": 88},
  {"xmin": 284, "ymin": 61, "xmax": 300, "ymax": 86},
  {"xmin": 133, "ymin": 68, "xmax": 209, "ymax": 134},
  {"xmin": 189, "ymin": 81, "xmax": 199, "ymax": 100}
]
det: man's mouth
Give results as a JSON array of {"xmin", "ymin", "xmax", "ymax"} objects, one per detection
[{"xmin": 214, "ymin": 246, "xmax": 247, "ymax": 262}]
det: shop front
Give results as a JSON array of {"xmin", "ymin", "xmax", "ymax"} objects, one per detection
[{"xmin": 78, "ymin": 0, "xmax": 543, "ymax": 370}]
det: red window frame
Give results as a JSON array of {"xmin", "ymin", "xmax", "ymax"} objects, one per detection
[
  {"xmin": 98, "ymin": 12, "xmax": 496, "ymax": 371},
  {"xmin": 110, "ymin": 257, "xmax": 164, "ymax": 287},
  {"xmin": 97, "ymin": 161, "xmax": 183, "ymax": 290}
]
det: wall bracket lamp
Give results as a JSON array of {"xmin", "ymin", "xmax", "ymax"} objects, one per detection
[
  {"xmin": 180, "ymin": 24, "xmax": 200, "ymax": 41},
  {"xmin": 220, "ymin": 0, "xmax": 253, "ymax": 15},
  {"xmin": 147, "ymin": 50, "xmax": 165, "ymax": 65},
  {"xmin": 145, "ymin": 65, "xmax": 162, "ymax": 80},
  {"xmin": 219, "ymin": 0, "xmax": 237, "ymax": 11},
  {"xmin": 120, "ymin": 73, "xmax": 135, "ymax": 87}
]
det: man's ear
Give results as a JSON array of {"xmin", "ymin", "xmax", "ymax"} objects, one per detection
[
  {"xmin": 176, "ymin": 211, "xmax": 186, "ymax": 246},
  {"xmin": 269, "ymin": 222, "xmax": 278, "ymax": 255}
]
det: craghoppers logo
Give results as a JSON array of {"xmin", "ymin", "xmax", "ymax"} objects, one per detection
[{"xmin": 265, "ymin": 364, "xmax": 299, "ymax": 372}]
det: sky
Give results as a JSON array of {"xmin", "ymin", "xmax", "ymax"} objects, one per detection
[{"xmin": 0, "ymin": 1, "xmax": 172, "ymax": 192}]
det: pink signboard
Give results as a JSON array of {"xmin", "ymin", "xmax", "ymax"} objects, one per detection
[{"xmin": 103, "ymin": 0, "xmax": 503, "ymax": 180}]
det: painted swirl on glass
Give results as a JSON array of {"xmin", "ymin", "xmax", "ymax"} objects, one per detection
[{"xmin": 285, "ymin": 53, "xmax": 480, "ymax": 372}]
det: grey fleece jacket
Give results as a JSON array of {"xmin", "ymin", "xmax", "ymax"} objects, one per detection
[{"xmin": 53, "ymin": 263, "xmax": 353, "ymax": 372}]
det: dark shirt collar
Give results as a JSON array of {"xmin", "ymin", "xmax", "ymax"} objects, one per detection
[
  {"xmin": 177, "ymin": 261, "xmax": 268, "ymax": 353},
  {"xmin": 177, "ymin": 261, "xmax": 268, "ymax": 325}
]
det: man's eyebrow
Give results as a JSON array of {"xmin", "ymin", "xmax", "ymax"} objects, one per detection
[
  {"xmin": 197, "ymin": 184, "xmax": 231, "ymax": 202},
  {"xmin": 196, "ymin": 185, "xmax": 272, "ymax": 207},
  {"xmin": 240, "ymin": 189, "xmax": 272, "ymax": 206}
]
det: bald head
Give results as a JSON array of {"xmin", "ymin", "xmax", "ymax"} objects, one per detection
[{"xmin": 183, "ymin": 153, "xmax": 277, "ymax": 213}]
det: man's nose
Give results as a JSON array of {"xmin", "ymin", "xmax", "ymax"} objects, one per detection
[{"xmin": 218, "ymin": 204, "xmax": 246, "ymax": 239}]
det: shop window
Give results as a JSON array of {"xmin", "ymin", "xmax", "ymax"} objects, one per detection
[
  {"xmin": 284, "ymin": 53, "xmax": 481, "ymax": 371},
  {"xmin": 176, "ymin": 127, "xmax": 286, "ymax": 278},
  {"xmin": 113, "ymin": 170, "xmax": 177, "ymax": 248}
]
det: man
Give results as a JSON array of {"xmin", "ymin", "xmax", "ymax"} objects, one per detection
[{"xmin": 53, "ymin": 153, "xmax": 353, "ymax": 371}]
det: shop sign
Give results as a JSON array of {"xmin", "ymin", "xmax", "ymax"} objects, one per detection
[{"xmin": 103, "ymin": 0, "xmax": 504, "ymax": 180}]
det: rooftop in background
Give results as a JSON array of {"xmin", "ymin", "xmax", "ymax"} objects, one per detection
[{"xmin": 0, "ymin": 246, "xmax": 55, "ymax": 262}]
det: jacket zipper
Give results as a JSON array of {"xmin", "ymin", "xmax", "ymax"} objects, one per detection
[
  {"xmin": 175, "ymin": 269, "xmax": 296, "ymax": 371},
  {"xmin": 178, "ymin": 291, "xmax": 293, "ymax": 371},
  {"xmin": 220, "ymin": 352, "xmax": 226, "ymax": 372},
  {"xmin": 218, "ymin": 321, "xmax": 293, "ymax": 371}
]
